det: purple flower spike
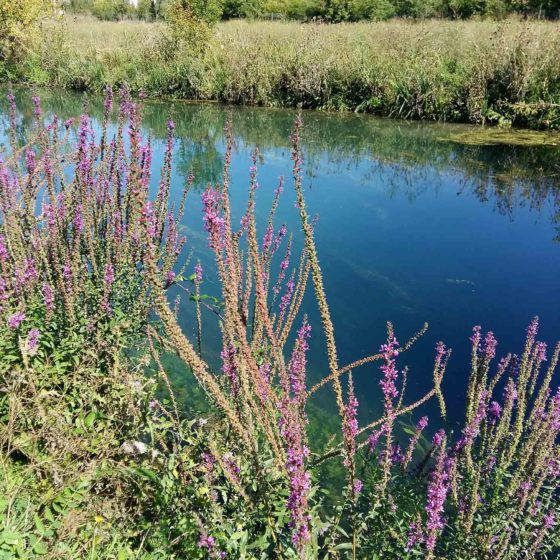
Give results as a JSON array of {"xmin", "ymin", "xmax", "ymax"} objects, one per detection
[
  {"xmin": 26, "ymin": 328, "xmax": 40, "ymax": 355},
  {"xmin": 379, "ymin": 332, "xmax": 400, "ymax": 410},
  {"xmin": 198, "ymin": 532, "xmax": 215, "ymax": 550},
  {"xmin": 194, "ymin": 262, "xmax": 203, "ymax": 284},
  {"xmin": 8, "ymin": 311, "xmax": 25, "ymax": 329},
  {"xmin": 482, "ymin": 331, "xmax": 497, "ymax": 360},
  {"xmin": 489, "ymin": 401, "xmax": 502, "ymax": 420},
  {"xmin": 288, "ymin": 319, "xmax": 311, "ymax": 402},
  {"xmin": 425, "ymin": 442, "xmax": 449, "ymax": 552},
  {"xmin": 406, "ymin": 521, "xmax": 424, "ymax": 551},
  {"xmin": 221, "ymin": 342, "xmax": 239, "ymax": 397}
]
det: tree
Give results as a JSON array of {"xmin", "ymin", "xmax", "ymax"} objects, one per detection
[{"xmin": 0, "ymin": 0, "xmax": 48, "ymax": 64}]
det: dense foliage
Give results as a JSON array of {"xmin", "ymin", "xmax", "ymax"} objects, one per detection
[
  {"xmin": 1, "ymin": 90, "xmax": 560, "ymax": 558},
  {"xmin": 66, "ymin": 0, "xmax": 560, "ymax": 21},
  {"xmin": 0, "ymin": 0, "xmax": 50, "ymax": 63},
  {"xmin": 2, "ymin": 17, "xmax": 560, "ymax": 129}
]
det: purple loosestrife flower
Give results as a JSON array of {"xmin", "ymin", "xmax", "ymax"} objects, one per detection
[
  {"xmin": 8, "ymin": 311, "xmax": 25, "ymax": 329},
  {"xmin": 32, "ymin": 96, "xmax": 42, "ymax": 119},
  {"xmin": 141, "ymin": 201, "xmax": 156, "ymax": 240},
  {"xmin": 367, "ymin": 424, "xmax": 386, "ymax": 454},
  {"xmin": 77, "ymin": 114, "xmax": 93, "ymax": 152},
  {"xmin": 262, "ymin": 223, "xmax": 273, "ymax": 254},
  {"xmin": 434, "ymin": 341, "xmax": 447, "ymax": 370},
  {"xmin": 536, "ymin": 341, "xmax": 547, "ymax": 363},
  {"xmin": 353, "ymin": 479, "xmax": 363, "ymax": 495},
  {"xmin": 489, "ymin": 401, "xmax": 502, "ymax": 420},
  {"xmin": 425, "ymin": 433, "xmax": 449, "ymax": 553},
  {"xmin": 548, "ymin": 388, "xmax": 560, "ymax": 431},
  {"xmin": 43, "ymin": 204, "xmax": 56, "ymax": 228},
  {"xmin": 194, "ymin": 262, "xmax": 203, "ymax": 284},
  {"xmin": 42, "ymin": 283, "xmax": 54, "ymax": 315},
  {"xmin": 56, "ymin": 192, "xmax": 67, "ymax": 221},
  {"xmin": 271, "ymin": 224, "xmax": 287, "ymax": 254},
  {"xmin": 531, "ymin": 501, "xmax": 543, "ymax": 517},
  {"xmin": 104, "ymin": 263, "xmax": 115, "ymax": 290},
  {"xmin": 455, "ymin": 391, "xmax": 487, "ymax": 453},
  {"xmin": 165, "ymin": 270, "xmax": 176, "ymax": 289},
  {"xmin": 0, "ymin": 277, "xmax": 7, "ymax": 312},
  {"xmin": 26, "ymin": 328, "xmax": 40, "ymax": 356},
  {"xmin": 389, "ymin": 444, "xmax": 405, "ymax": 466},
  {"xmin": 548, "ymin": 457, "xmax": 560, "ymax": 478},
  {"xmin": 103, "ymin": 85, "xmax": 113, "ymax": 113},
  {"xmin": 432, "ymin": 429, "xmax": 445, "ymax": 449},
  {"xmin": 279, "ymin": 277, "xmax": 295, "ymax": 318},
  {"xmin": 470, "ymin": 325, "xmax": 482, "ymax": 347},
  {"xmin": 102, "ymin": 263, "xmax": 115, "ymax": 312},
  {"xmin": 14, "ymin": 259, "xmax": 37, "ymax": 293},
  {"xmin": 280, "ymin": 404, "xmax": 311, "ymax": 551},
  {"xmin": 342, "ymin": 376, "xmax": 359, "ymax": 469},
  {"xmin": 63, "ymin": 261, "xmax": 73, "ymax": 288},
  {"xmin": 482, "ymin": 331, "xmax": 497, "ymax": 360},
  {"xmin": 0, "ymin": 235, "xmax": 8, "ymax": 261},
  {"xmin": 198, "ymin": 532, "xmax": 215, "ymax": 550},
  {"xmin": 380, "ymin": 334, "xmax": 400, "ymax": 405},
  {"xmin": 201, "ymin": 451, "xmax": 216, "ymax": 483},
  {"xmin": 404, "ymin": 416, "xmax": 428, "ymax": 468},
  {"xmin": 517, "ymin": 480, "xmax": 532, "ymax": 503},
  {"xmin": 223, "ymin": 451, "xmax": 241, "ymax": 481},
  {"xmin": 256, "ymin": 361, "xmax": 272, "ymax": 401},
  {"xmin": 221, "ymin": 343, "xmax": 239, "ymax": 398},
  {"xmin": 288, "ymin": 320, "xmax": 311, "ymax": 402},
  {"xmin": 74, "ymin": 204, "xmax": 83, "ymax": 234},
  {"xmin": 406, "ymin": 521, "xmax": 425, "ymax": 551},
  {"xmin": 273, "ymin": 240, "xmax": 291, "ymax": 296},
  {"xmin": 25, "ymin": 150, "xmax": 36, "ymax": 175},
  {"xmin": 544, "ymin": 511, "xmax": 555, "ymax": 530},
  {"xmin": 201, "ymin": 187, "xmax": 225, "ymax": 250},
  {"xmin": 527, "ymin": 317, "xmax": 539, "ymax": 345}
]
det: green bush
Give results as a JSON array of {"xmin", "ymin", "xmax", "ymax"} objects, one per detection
[{"xmin": 91, "ymin": 0, "xmax": 133, "ymax": 20}]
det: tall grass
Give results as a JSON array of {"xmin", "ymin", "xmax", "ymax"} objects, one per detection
[{"xmin": 7, "ymin": 16, "xmax": 560, "ymax": 128}]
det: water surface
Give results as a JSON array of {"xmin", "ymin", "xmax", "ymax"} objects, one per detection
[{"xmin": 2, "ymin": 90, "xmax": 559, "ymax": 430}]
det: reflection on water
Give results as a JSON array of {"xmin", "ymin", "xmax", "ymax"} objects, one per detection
[{"xmin": 1, "ymin": 89, "xmax": 559, "ymax": 427}]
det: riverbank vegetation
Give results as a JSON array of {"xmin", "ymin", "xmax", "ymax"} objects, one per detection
[
  {"xmin": 69, "ymin": 0, "xmax": 560, "ymax": 22},
  {"xmin": 1, "ymin": 89, "xmax": 560, "ymax": 558},
  {"xmin": 2, "ymin": 10, "xmax": 560, "ymax": 128}
]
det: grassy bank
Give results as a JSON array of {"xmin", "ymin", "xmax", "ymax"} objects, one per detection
[{"xmin": 7, "ymin": 16, "xmax": 560, "ymax": 128}]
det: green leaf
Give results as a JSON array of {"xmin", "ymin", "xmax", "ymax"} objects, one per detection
[
  {"xmin": 0, "ymin": 531, "xmax": 22, "ymax": 546},
  {"xmin": 84, "ymin": 411, "xmax": 96, "ymax": 428},
  {"xmin": 33, "ymin": 542, "xmax": 47, "ymax": 555}
]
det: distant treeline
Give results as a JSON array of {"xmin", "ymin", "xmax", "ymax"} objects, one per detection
[{"xmin": 66, "ymin": 0, "xmax": 560, "ymax": 22}]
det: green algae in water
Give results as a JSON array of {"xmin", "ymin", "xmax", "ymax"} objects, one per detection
[{"xmin": 445, "ymin": 128, "xmax": 560, "ymax": 147}]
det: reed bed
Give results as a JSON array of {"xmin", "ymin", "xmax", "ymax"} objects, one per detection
[{"xmin": 10, "ymin": 16, "xmax": 560, "ymax": 128}]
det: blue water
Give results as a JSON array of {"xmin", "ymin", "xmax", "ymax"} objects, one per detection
[{"xmin": 2, "ymin": 90, "xmax": 559, "ymax": 428}]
